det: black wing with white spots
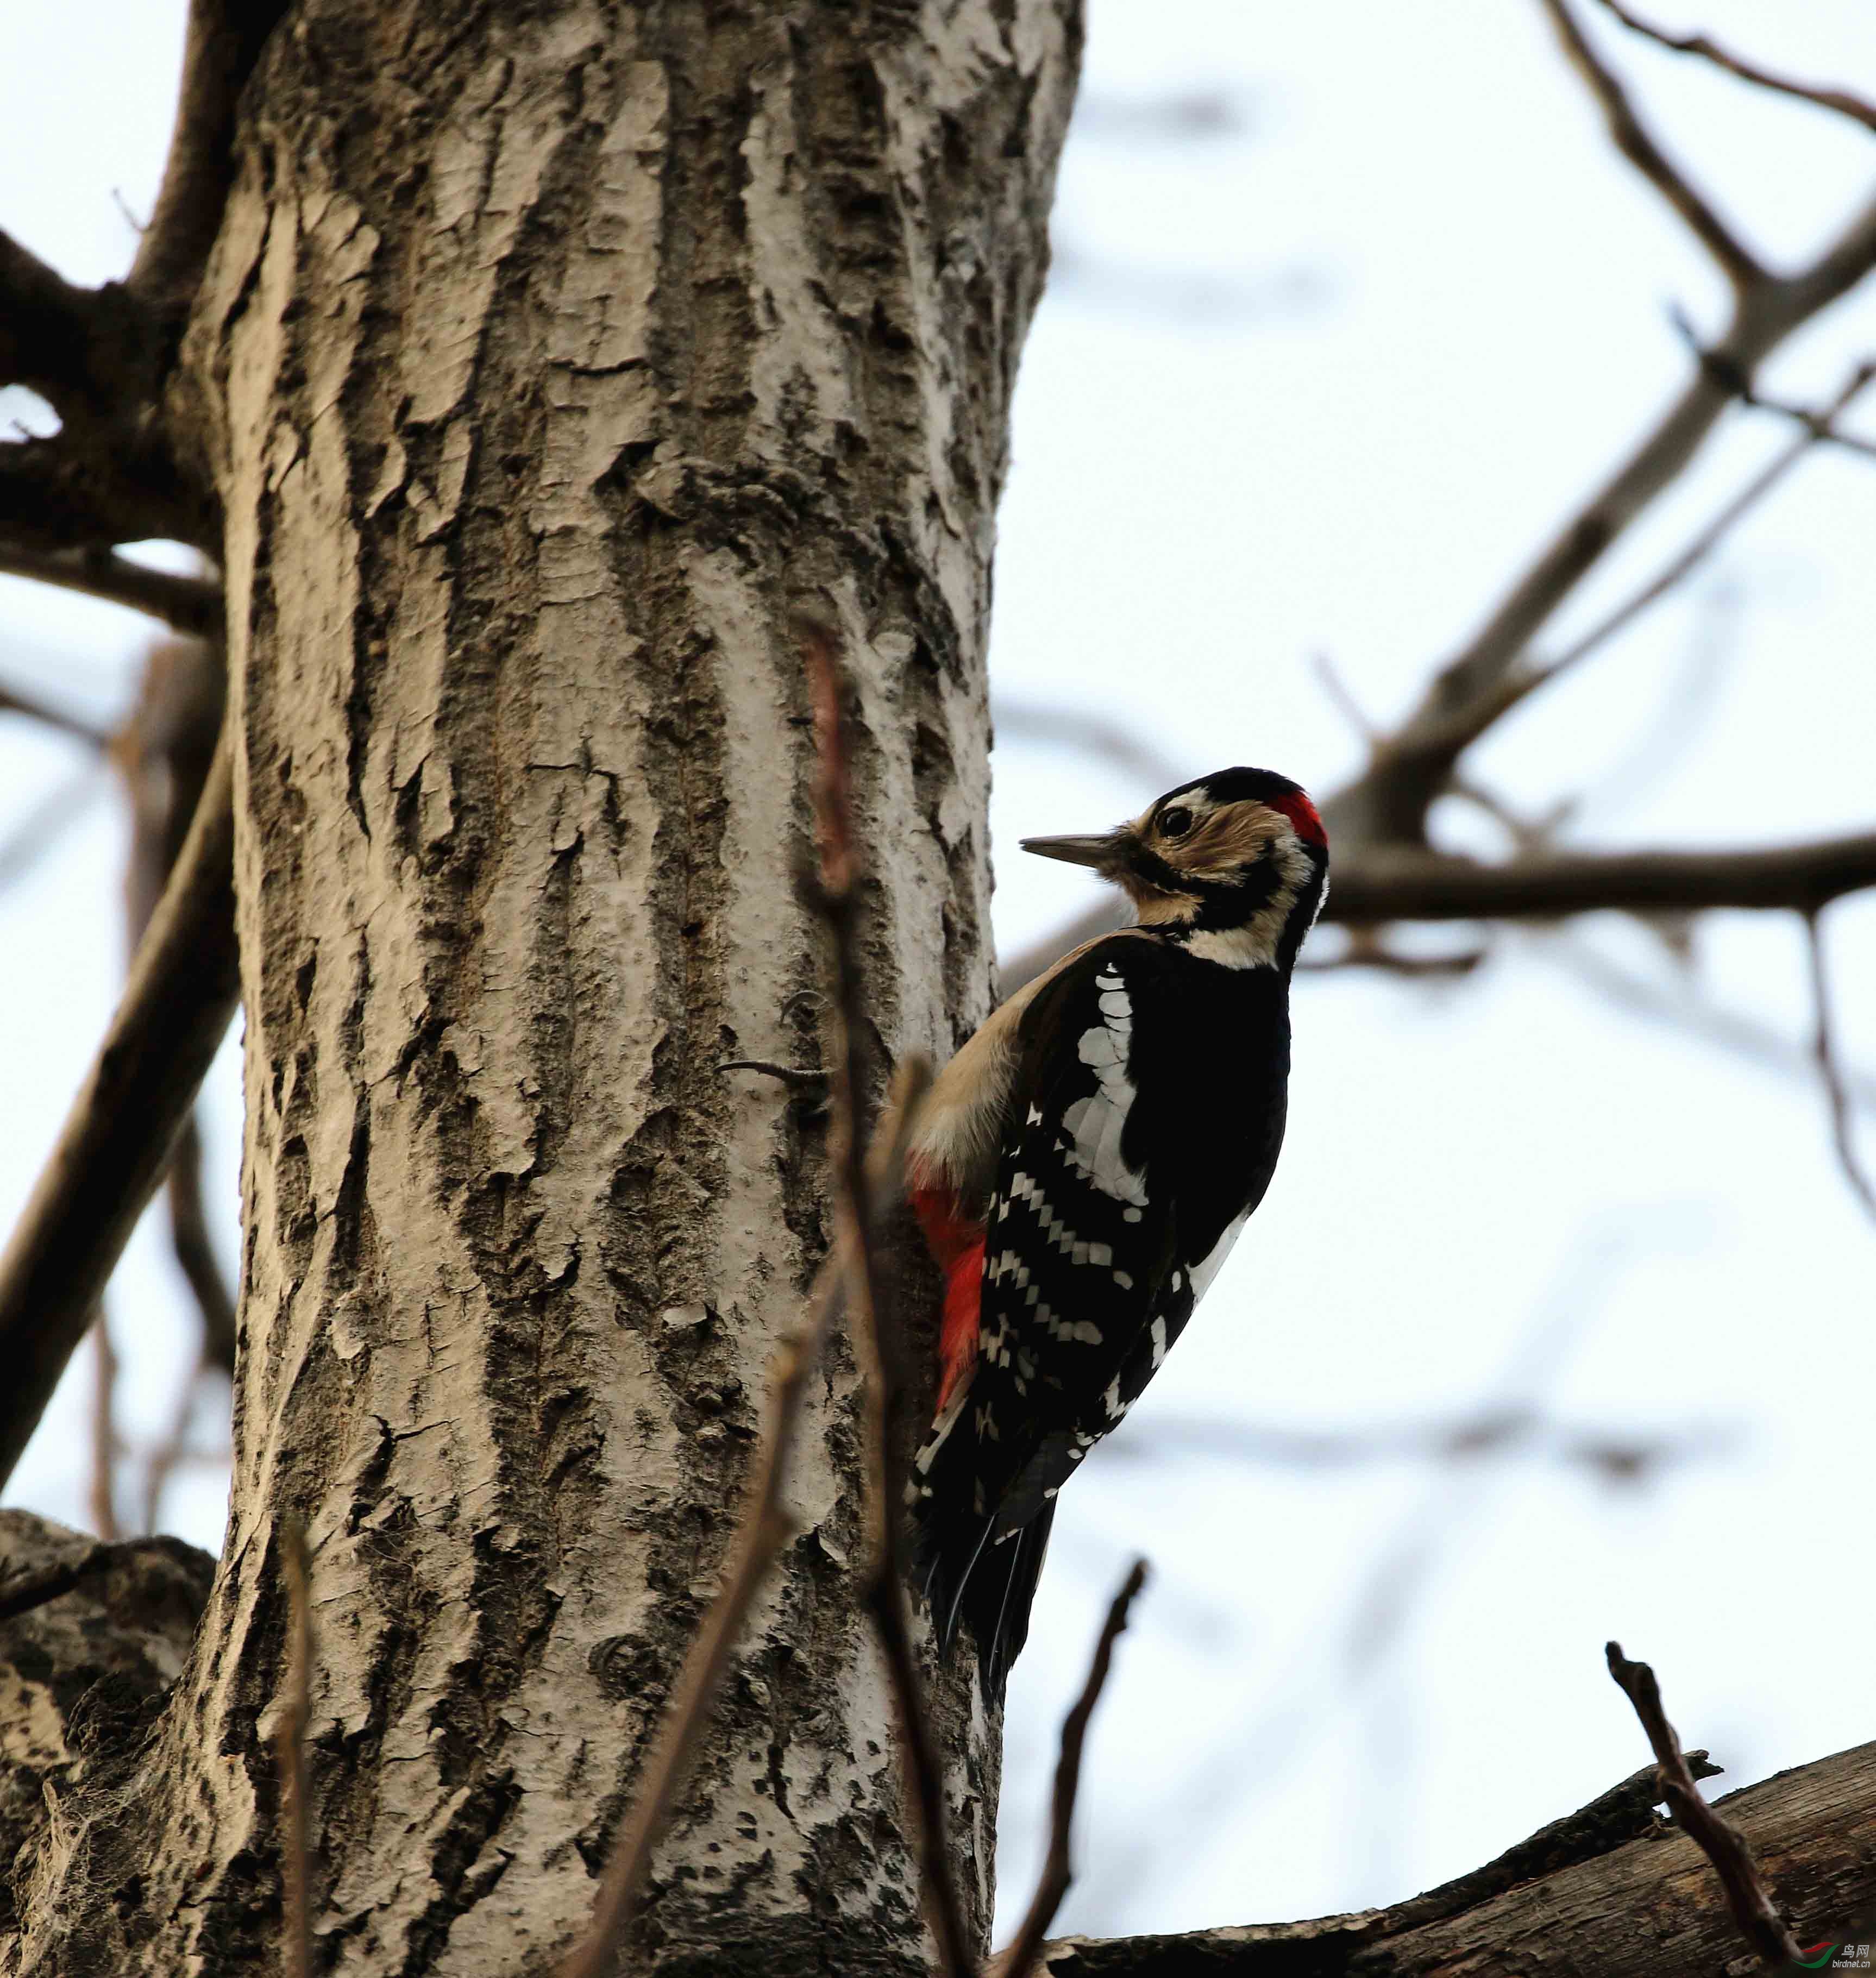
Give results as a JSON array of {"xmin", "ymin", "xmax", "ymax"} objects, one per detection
[{"xmin": 909, "ymin": 936, "xmax": 1270, "ymax": 1682}]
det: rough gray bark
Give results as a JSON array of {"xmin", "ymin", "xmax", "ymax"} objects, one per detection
[
  {"xmin": 1029, "ymin": 1740, "xmax": 1876, "ymax": 1978},
  {"xmin": 3, "ymin": 3, "xmax": 1080, "ymax": 1974}
]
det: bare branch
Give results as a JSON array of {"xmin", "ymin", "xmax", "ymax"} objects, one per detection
[
  {"xmin": 1535, "ymin": 926, "xmax": 1876, "ymax": 1115},
  {"xmin": 1803, "ymin": 909, "xmax": 1876, "ymax": 1225},
  {"xmin": 89, "ymin": 1310, "xmax": 118, "ymax": 1541},
  {"xmin": 130, "ymin": 2, "xmax": 293, "ymax": 312},
  {"xmin": 1594, "ymin": 0, "xmax": 1876, "ymax": 136},
  {"xmin": 0, "ymin": 230, "xmax": 124, "ymax": 412},
  {"xmin": 1605, "ymin": 1642, "xmax": 1804, "ymax": 1968},
  {"xmin": 1323, "ymin": 828, "xmax": 1876, "ymax": 924},
  {"xmin": 1099, "ymin": 1404, "xmax": 1734, "ymax": 1486},
  {"xmin": 996, "ymin": 1560, "xmax": 1149, "ymax": 1978},
  {"xmin": 118, "ymin": 638, "xmax": 240, "ymax": 1375},
  {"xmin": 1027, "ymin": 1743, "xmax": 1876, "ymax": 1976},
  {"xmin": 800, "ymin": 607, "xmax": 975, "ymax": 1978},
  {"xmin": 1309, "ymin": 651, "xmax": 1380, "ymax": 744},
  {"xmin": 1005, "ymin": 826, "xmax": 1876, "ymax": 997},
  {"xmin": 0, "ymin": 670, "xmax": 111, "ymax": 747},
  {"xmin": 165, "ymin": 1119, "xmax": 238, "ymax": 1373},
  {"xmin": 0, "ymin": 542, "xmax": 222, "ymax": 636},
  {"xmin": 275, "ymin": 1521, "xmax": 313, "ymax": 1978},
  {"xmin": 141, "ymin": 1352, "xmax": 211, "ymax": 1536},
  {"xmin": 717, "ymin": 1057, "xmax": 830, "ymax": 1095},
  {"xmin": 1329, "ymin": 177, "xmax": 1876, "ymax": 846},
  {"xmin": 0, "ymin": 429, "xmax": 214, "ymax": 556},
  {"xmin": 993, "ymin": 699, "xmax": 1187, "ymax": 792},
  {"xmin": 1536, "ymin": 0, "xmax": 1764, "ymax": 289},
  {"xmin": 1392, "ymin": 357, "xmax": 1876, "ymax": 775},
  {"xmin": 0, "ymin": 723, "xmax": 237, "ymax": 1490}
]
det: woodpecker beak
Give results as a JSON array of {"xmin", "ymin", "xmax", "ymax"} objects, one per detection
[{"xmin": 1020, "ymin": 830, "xmax": 1133, "ymax": 874}]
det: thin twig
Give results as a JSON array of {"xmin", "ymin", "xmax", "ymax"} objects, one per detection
[
  {"xmin": 277, "ymin": 1521, "xmax": 313, "ymax": 1978},
  {"xmin": 1536, "ymin": 0, "xmax": 1763, "ymax": 289},
  {"xmin": 1323, "ymin": 133, "xmax": 1876, "ymax": 839},
  {"xmin": 1535, "ymin": 926, "xmax": 1876, "ymax": 1115},
  {"xmin": 1310, "ymin": 650, "xmax": 1379, "ymax": 744},
  {"xmin": 991, "ymin": 699, "xmax": 1186, "ymax": 792},
  {"xmin": 142, "ymin": 1348, "xmax": 214, "ymax": 1535},
  {"xmin": 1803, "ymin": 909, "xmax": 1876, "ymax": 1226},
  {"xmin": 1408, "ymin": 357, "xmax": 1876, "ymax": 764},
  {"xmin": 89, "ymin": 1309, "xmax": 119, "ymax": 1541},
  {"xmin": 166, "ymin": 1117, "xmax": 239, "ymax": 1374},
  {"xmin": 556, "ymin": 1078, "xmax": 931, "ymax": 1978},
  {"xmin": 0, "ymin": 764, "xmax": 109, "ymax": 893},
  {"xmin": 1605, "ymin": 1642, "xmax": 1804, "ymax": 1967},
  {"xmin": 716, "ymin": 1059, "xmax": 829, "ymax": 1093},
  {"xmin": 799, "ymin": 607, "xmax": 976, "ymax": 1978},
  {"xmin": 0, "ymin": 721, "xmax": 239, "ymax": 1490},
  {"xmin": 995, "ymin": 1560, "xmax": 1149, "ymax": 1978},
  {"xmin": 119, "ymin": 638, "xmax": 240, "ymax": 1380},
  {"xmin": 0, "ymin": 672, "xmax": 111, "ymax": 747},
  {"xmin": 1594, "ymin": 0, "xmax": 1876, "ymax": 136}
]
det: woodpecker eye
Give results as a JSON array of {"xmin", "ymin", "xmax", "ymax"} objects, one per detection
[{"xmin": 1159, "ymin": 806, "xmax": 1194, "ymax": 838}]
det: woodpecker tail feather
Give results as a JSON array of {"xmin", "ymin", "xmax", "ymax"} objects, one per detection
[
  {"xmin": 911, "ymin": 1481, "xmax": 1055, "ymax": 1693},
  {"xmin": 962, "ymin": 1502, "xmax": 1056, "ymax": 1692}
]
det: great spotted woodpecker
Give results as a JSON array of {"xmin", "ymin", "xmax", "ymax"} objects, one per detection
[{"xmin": 902, "ymin": 767, "xmax": 1328, "ymax": 1685}]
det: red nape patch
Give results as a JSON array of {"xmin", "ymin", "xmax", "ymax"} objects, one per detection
[
  {"xmin": 1272, "ymin": 789, "xmax": 1328, "ymax": 849},
  {"xmin": 909, "ymin": 1184, "xmax": 984, "ymax": 1412}
]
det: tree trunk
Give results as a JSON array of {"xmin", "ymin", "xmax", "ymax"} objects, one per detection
[{"xmin": 4, "ymin": 3, "xmax": 1080, "ymax": 1972}]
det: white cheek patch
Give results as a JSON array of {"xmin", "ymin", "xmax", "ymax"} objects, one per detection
[
  {"xmin": 1184, "ymin": 832, "xmax": 1319, "ymax": 970},
  {"xmin": 1059, "ymin": 967, "xmax": 1150, "ymax": 1207}
]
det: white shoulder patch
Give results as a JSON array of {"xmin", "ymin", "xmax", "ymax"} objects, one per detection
[{"xmin": 1058, "ymin": 966, "xmax": 1149, "ymax": 1208}]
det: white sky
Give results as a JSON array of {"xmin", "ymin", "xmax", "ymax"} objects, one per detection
[{"xmin": 2, "ymin": 0, "xmax": 1874, "ymax": 1950}]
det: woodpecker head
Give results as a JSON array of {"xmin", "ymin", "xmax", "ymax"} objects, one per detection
[{"xmin": 1022, "ymin": 767, "xmax": 1329, "ymax": 971}]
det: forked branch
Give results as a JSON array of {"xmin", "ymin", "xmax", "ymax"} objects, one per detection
[
  {"xmin": 1536, "ymin": 0, "xmax": 1762, "ymax": 289},
  {"xmin": 1593, "ymin": 0, "xmax": 1876, "ymax": 136}
]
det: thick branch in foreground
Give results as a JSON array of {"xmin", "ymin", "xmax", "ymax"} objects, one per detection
[
  {"xmin": 1031, "ymin": 1738, "xmax": 1876, "ymax": 1977},
  {"xmin": 0, "ymin": 726, "xmax": 237, "ymax": 1488}
]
